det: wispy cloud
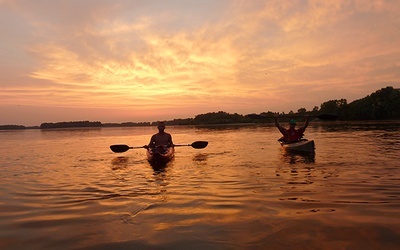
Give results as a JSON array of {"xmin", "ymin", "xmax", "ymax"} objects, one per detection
[{"xmin": 1, "ymin": 0, "xmax": 399, "ymax": 125}]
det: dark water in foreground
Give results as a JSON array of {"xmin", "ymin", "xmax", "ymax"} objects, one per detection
[{"xmin": 0, "ymin": 121, "xmax": 399, "ymax": 249}]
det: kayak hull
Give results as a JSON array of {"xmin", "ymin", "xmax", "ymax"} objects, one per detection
[
  {"xmin": 279, "ymin": 139, "xmax": 315, "ymax": 153},
  {"xmin": 146, "ymin": 146, "xmax": 175, "ymax": 167}
]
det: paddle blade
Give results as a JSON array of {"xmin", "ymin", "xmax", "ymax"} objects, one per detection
[
  {"xmin": 191, "ymin": 141, "xmax": 208, "ymax": 149},
  {"xmin": 316, "ymin": 114, "xmax": 338, "ymax": 120},
  {"xmin": 110, "ymin": 144, "xmax": 131, "ymax": 153}
]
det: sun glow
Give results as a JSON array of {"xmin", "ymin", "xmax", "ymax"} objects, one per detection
[
  {"xmin": 1, "ymin": 1, "xmax": 399, "ymax": 125},
  {"xmin": 26, "ymin": 27, "xmax": 243, "ymax": 112}
]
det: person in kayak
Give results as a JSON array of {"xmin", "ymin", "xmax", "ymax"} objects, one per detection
[
  {"xmin": 145, "ymin": 121, "xmax": 174, "ymax": 149},
  {"xmin": 274, "ymin": 116, "xmax": 309, "ymax": 143}
]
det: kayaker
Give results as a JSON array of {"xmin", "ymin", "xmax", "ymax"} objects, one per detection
[
  {"xmin": 274, "ymin": 116, "xmax": 309, "ymax": 143},
  {"xmin": 145, "ymin": 121, "xmax": 174, "ymax": 149}
]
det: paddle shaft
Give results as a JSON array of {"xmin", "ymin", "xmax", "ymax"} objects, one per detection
[{"xmin": 110, "ymin": 141, "xmax": 208, "ymax": 153}]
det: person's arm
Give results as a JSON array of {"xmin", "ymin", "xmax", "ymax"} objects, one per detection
[
  {"xmin": 274, "ymin": 117, "xmax": 286, "ymax": 134},
  {"xmin": 168, "ymin": 134, "xmax": 173, "ymax": 147},
  {"xmin": 274, "ymin": 116, "xmax": 280, "ymax": 128},
  {"xmin": 275, "ymin": 116, "xmax": 291, "ymax": 142},
  {"xmin": 296, "ymin": 116, "xmax": 309, "ymax": 139},
  {"xmin": 301, "ymin": 116, "xmax": 309, "ymax": 130},
  {"xmin": 147, "ymin": 135, "xmax": 155, "ymax": 148}
]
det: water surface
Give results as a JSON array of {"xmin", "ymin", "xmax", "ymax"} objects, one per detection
[{"xmin": 0, "ymin": 121, "xmax": 399, "ymax": 249}]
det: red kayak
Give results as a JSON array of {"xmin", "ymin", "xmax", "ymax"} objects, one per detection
[{"xmin": 146, "ymin": 146, "xmax": 175, "ymax": 167}]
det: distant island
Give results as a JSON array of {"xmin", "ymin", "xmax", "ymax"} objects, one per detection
[
  {"xmin": 1, "ymin": 86, "xmax": 399, "ymax": 130},
  {"xmin": 39, "ymin": 121, "xmax": 103, "ymax": 129}
]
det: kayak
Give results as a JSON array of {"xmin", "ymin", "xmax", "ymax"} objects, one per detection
[
  {"xmin": 278, "ymin": 139, "xmax": 315, "ymax": 153},
  {"xmin": 146, "ymin": 146, "xmax": 175, "ymax": 167}
]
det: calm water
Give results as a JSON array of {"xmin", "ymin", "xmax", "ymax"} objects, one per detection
[{"xmin": 0, "ymin": 121, "xmax": 399, "ymax": 249}]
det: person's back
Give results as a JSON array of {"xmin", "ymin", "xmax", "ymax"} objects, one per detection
[{"xmin": 147, "ymin": 122, "xmax": 173, "ymax": 148}]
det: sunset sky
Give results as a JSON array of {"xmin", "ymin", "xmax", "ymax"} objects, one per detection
[{"xmin": 1, "ymin": 0, "xmax": 399, "ymax": 126}]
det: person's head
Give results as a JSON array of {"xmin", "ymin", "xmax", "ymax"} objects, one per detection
[
  {"xmin": 157, "ymin": 121, "xmax": 166, "ymax": 132},
  {"xmin": 289, "ymin": 119, "xmax": 297, "ymax": 128}
]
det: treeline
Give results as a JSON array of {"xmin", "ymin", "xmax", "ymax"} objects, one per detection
[
  {"xmin": 1, "ymin": 86, "xmax": 399, "ymax": 130},
  {"xmin": 318, "ymin": 86, "xmax": 400, "ymax": 120},
  {"xmin": 40, "ymin": 121, "xmax": 102, "ymax": 129},
  {"xmin": 103, "ymin": 122, "xmax": 151, "ymax": 127},
  {"xmin": 266, "ymin": 86, "xmax": 400, "ymax": 121},
  {"xmin": 165, "ymin": 86, "xmax": 400, "ymax": 124},
  {"xmin": 0, "ymin": 125, "xmax": 26, "ymax": 130},
  {"xmin": 164, "ymin": 111, "xmax": 251, "ymax": 125}
]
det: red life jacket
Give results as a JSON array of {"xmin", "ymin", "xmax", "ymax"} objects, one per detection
[{"xmin": 283, "ymin": 127, "xmax": 305, "ymax": 142}]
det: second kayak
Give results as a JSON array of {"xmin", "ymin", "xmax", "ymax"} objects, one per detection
[{"xmin": 278, "ymin": 139, "xmax": 315, "ymax": 153}]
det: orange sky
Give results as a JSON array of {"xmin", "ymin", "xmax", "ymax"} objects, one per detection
[{"xmin": 1, "ymin": 0, "xmax": 399, "ymax": 126}]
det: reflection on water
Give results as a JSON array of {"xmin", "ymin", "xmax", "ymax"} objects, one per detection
[
  {"xmin": 150, "ymin": 160, "xmax": 172, "ymax": 173},
  {"xmin": 111, "ymin": 156, "xmax": 129, "ymax": 170},
  {"xmin": 279, "ymin": 150, "xmax": 316, "ymax": 165},
  {"xmin": 192, "ymin": 153, "xmax": 208, "ymax": 162},
  {"xmin": 1, "ymin": 121, "xmax": 400, "ymax": 249}
]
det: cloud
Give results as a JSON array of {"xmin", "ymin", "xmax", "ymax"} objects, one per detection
[
  {"xmin": 1, "ymin": 0, "xmax": 399, "ymax": 125},
  {"xmin": 15, "ymin": 2, "xmax": 245, "ymax": 110}
]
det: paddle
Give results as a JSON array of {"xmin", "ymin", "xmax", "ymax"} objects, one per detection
[
  {"xmin": 110, "ymin": 141, "xmax": 208, "ymax": 153},
  {"xmin": 110, "ymin": 144, "xmax": 144, "ymax": 153},
  {"xmin": 174, "ymin": 141, "xmax": 208, "ymax": 149},
  {"xmin": 246, "ymin": 113, "xmax": 337, "ymax": 121}
]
